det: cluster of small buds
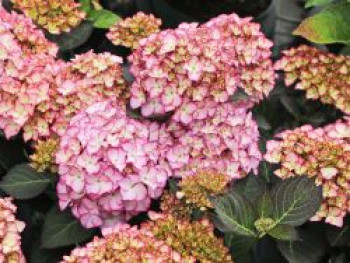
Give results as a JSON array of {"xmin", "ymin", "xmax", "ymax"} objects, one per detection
[
  {"xmin": 56, "ymin": 100, "xmax": 175, "ymax": 229},
  {"xmin": 177, "ymin": 170, "xmax": 230, "ymax": 210},
  {"xmin": 30, "ymin": 137, "xmax": 59, "ymax": 173},
  {"xmin": 107, "ymin": 12, "xmax": 161, "ymax": 50},
  {"xmin": 142, "ymin": 212, "xmax": 232, "ymax": 263},
  {"xmin": 129, "ymin": 13, "xmax": 274, "ymax": 117},
  {"xmin": 0, "ymin": 7, "xmax": 58, "ymax": 57},
  {"xmin": 265, "ymin": 118, "xmax": 350, "ymax": 227},
  {"xmin": 166, "ymin": 101, "xmax": 262, "ymax": 178},
  {"xmin": 160, "ymin": 191, "xmax": 192, "ymax": 219},
  {"xmin": 11, "ymin": 0, "xmax": 86, "ymax": 34},
  {"xmin": 275, "ymin": 45, "xmax": 350, "ymax": 115},
  {"xmin": 61, "ymin": 224, "xmax": 185, "ymax": 263},
  {"xmin": 0, "ymin": 198, "xmax": 26, "ymax": 263}
]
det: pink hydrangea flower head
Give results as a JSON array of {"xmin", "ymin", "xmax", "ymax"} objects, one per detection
[
  {"xmin": 0, "ymin": 198, "xmax": 26, "ymax": 263},
  {"xmin": 107, "ymin": 12, "xmax": 162, "ymax": 50},
  {"xmin": 265, "ymin": 118, "xmax": 350, "ymax": 227},
  {"xmin": 275, "ymin": 45, "xmax": 350, "ymax": 115},
  {"xmin": 129, "ymin": 13, "xmax": 275, "ymax": 117},
  {"xmin": 0, "ymin": 7, "xmax": 59, "ymax": 140},
  {"xmin": 166, "ymin": 99, "xmax": 261, "ymax": 179},
  {"xmin": 56, "ymin": 100, "xmax": 174, "ymax": 228},
  {"xmin": 5, "ymin": 51, "xmax": 128, "ymax": 141},
  {"xmin": 61, "ymin": 224, "xmax": 185, "ymax": 262},
  {"xmin": 0, "ymin": 7, "xmax": 58, "ymax": 57},
  {"xmin": 0, "ymin": 54, "xmax": 57, "ymax": 139}
]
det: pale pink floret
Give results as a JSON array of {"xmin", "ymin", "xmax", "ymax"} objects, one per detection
[
  {"xmin": 265, "ymin": 118, "xmax": 350, "ymax": 227},
  {"xmin": 0, "ymin": 198, "xmax": 26, "ymax": 263},
  {"xmin": 56, "ymin": 100, "xmax": 174, "ymax": 228},
  {"xmin": 129, "ymin": 13, "xmax": 275, "ymax": 118}
]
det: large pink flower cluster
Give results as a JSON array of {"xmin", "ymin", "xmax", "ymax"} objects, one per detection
[
  {"xmin": 265, "ymin": 118, "xmax": 350, "ymax": 227},
  {"xmin": 166, "ymin": 100, "xmax": 261, "ymax": 178},
  {"xmin": 0, "ymin": 54, "xmax": 57, "ymax": 139},
  {"xmin": 61, "ymin": 224, "xmax": 184, "ymax": 263},
  {"xmin": 56, "ymin": 100, "xmax": 174, "ymax": 228},
  {"xmin": 0, "ymin": 7, "xmax": 58, "ymax": 57},
  {"xmin": 0, "ymin": 198, "xmax": 26, "ymax": 263},
  {"xmin": 129, "ymin": 13, "xmax": 275, "ymax": 117},
  {"xmin": 0, "ymin": 47, "xmax": 127, "ymax": 141},
  {"xmin": 23, "ymin": 51, "xmax": 127, "ymax": 141},
  {"xmin": 0, "ymin": 7, "xmax": 58, "ymax": 139}
]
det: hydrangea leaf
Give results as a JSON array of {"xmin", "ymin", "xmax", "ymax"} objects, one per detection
[
  {"xmin": 326, "ymin": 225, "xmax": 350, "ymax": 247},
  {"xmin": 271, "ymin": 177, "xmax": 322, "ymax": 227},
  {"xmin": 257, "ymin": 193, "xmax": 273, "ymax": 218},
  {"xmin": 230, "ymin": 174, "xmax": 266, "ymax": 204},
  {"xmin": 88, "ymin": 9, "xmax": 121, "ymax": 29},
  {"xmin": 41, "ymin": 206, "xmax": 96, "ymax": 249},
  {"xmin": 224, "ymin": 233, "xmax": 257, "ymax": 258},
  {"xmin": 305, "ymin": 0, "xmax": 333, "ymax": 8},
  {"xmin": 0, "ymin": 164, "xmax": 53, "ymax": 199},
  {"xmin": 277, "ymin": 230, "xmax": 326, "ymax": 263},
  {"xmin": 79, "ymin": 0, "xmax": 92, "ymax": 12},
  {"xmin": 211, "ymin": 191, "xmax": 257, "ymax": 237},
  {"xmin": 268, "ymin": 225, "xmax": 299, "ymax": 241},
  {"xmin": 46, "ymin": 21, "xmax": 93, "ymax": 51},
  {"xmin": 294, "ymin": 2, "xmax": 350, "ymax": 45}
]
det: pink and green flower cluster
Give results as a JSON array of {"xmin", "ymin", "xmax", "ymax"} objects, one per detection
[
  {"xmin": 23, "ymin": 51, "xmax": 127, "ymax": 141},
  {"xmin": 107, "ymin": 12, "xmax": 161, "ymax": 50},
  {"xmin": 0, "ymin": 10, "xmax": 127, "ymax": 142},
  {"xmin": 11, "ymin": 0, "xmax": 86, "ymax": 35},
  {"xmin": 56, "ymin": 100, "xmax": 175, "ymax": 228},
  {"xmin": 129, "ymin": 13, "xmax": 275, "ymax": 118},
  {"xmin": 265, "ymin": 118, "xmax": 350, "ymax": 227},
  {"xmin": 275, "ymin": 45, "xmax": 350, "ymax": 115},
  {"xmin": 61, "ymin": 224, "xmax": 185, "ymax": 263},
  {"xmin": 166, "ymin": 100, "xmax": 261, "ymax": 178}
]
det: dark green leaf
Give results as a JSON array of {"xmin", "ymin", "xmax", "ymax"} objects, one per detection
[
  {"xmin": 268, "ymin": 225, "xmax": 299, "ymax": 241},
  {"xmin": 79, "ymin": 0, "xmax": 91, "ymax": 12},
  {"xmin": 281, "ymin": 95, "xmax": 302, "ymax": 120},
  {"xmin": 30, "ymin": 240, "xmax": 65, "ymax": 263},
  {"xmin": 232, "ymin": 88, "xmax": 251, "ymax": 103},
  {"xmin": 258, "ymin": 161, "xmax": 277, "ymax": 184},
  {"xmin": 231, "ymin": 174, "xmax": 266, "ymax": 203},
  {"xmin": 88, "ymin": 10, "xmax": 121, "ymax": 29},
  {"xmin": 294, "ymin": 2, "xmax": 350, "ymax": 45},
  {"xmin": 0, "ymin": 138, "xmax": 27, "ymax": 171},
  {"xmin": 211, "ymin": 191, "xmax": 257, "ymax": 237},
  {"xmin": 255, "ymin": 114, "xmax": 271, "ymax": 130},
  {"xmin": 0, "ymin": 164, "xmax": 53, "ymax": 199},
  {"xmin": 46, "ymin": 22, "xmax": 93, "ymax": 51},
  {"xmin": 326, "ymin": 225, "xmax": 350, "ymax": 247},
  {"xmin": 257, "ymin": 193, "xmax": 273, "ymax": 218},
  {"xmin": 277, "ymin": 230, "xmax": 326, "ymax": 263},
  {"xmin": 271, "ymin": 176, "xmax": 322, "ymax": 227},
  {"xmin": 224, "ymin": 233, "xmax": 257, "ymax": 258},
  {"xmin": 332, "ymin": 253, "xmax": 347, "ymax": 263},
  {"xmin": 340, "ymin": 46, "xmax": 350, "ymax": 55},
  {"xmin": 41, "ymin": 207, "xmax": 97, "ymax": 248},
  {"xmin": 305, "ymin": 0, "xmax": 333, "ymax": 8},
  {"xmin": 255, "ymin": 237, "xmax": 288, "ymax": 263}
]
